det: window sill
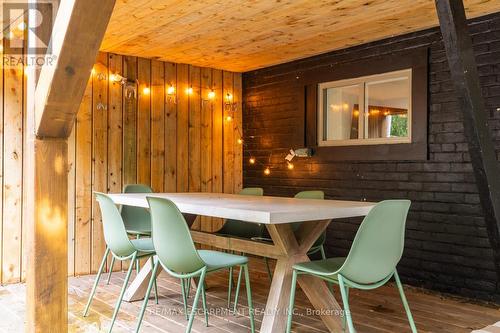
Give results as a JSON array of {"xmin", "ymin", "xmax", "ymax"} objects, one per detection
[{"xmin": 318, "ymin": 137, "xmax": 411, "ymax": 147}]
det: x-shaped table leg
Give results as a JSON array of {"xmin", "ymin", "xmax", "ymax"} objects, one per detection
[{"xmin": 260, "ymin": 220, "xmax": 343, "ymax": 333}]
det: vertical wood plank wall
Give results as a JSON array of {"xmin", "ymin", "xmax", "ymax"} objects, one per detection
[{"xmin": 0, "ymin": 51, "xmax": 242, "ymax": 283}]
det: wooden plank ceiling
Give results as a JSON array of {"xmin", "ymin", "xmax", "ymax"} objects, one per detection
[{"xmin": 101, "ymin": 0, "xmax": 500, "ymax": 72}]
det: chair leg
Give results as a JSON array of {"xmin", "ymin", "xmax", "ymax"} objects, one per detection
[
  {"xmin": 186, "ymin": 271, "xmax": 206, "ymax": 333},
  {"xmin": 394, "ymin": 270, "xmax": 418, "ymax": 333},
  {"xmin": 319, "ymin": 246, "xmax": 334, "ymax": 293},
  {"xmin": 135, "ymin": 235, "xmax": 141, "ymax": 274},
  {"xmin": 134, "ymin": 260, "xmax": 159, "ymax": 333},
  {"xmin": 186, "ymin": 278, "xmax": 191, "ymax": 298},
  {"xmin": 264, "ymin": 257, "xmax": 273, "ymax": 282},
  {"xmin": 242, "ymin": 264, "xmax": 255, "ymax": 333},
  {"xmin": 83, "ymin": 247, "xmax": 110, "ymax": 316},
  {"xmin": 153, "ymin": 279, "xmax": 159, "ymax": 304},
  {"xmin": 180, "ymin": 279, "xmax": 189, "ymax": 321},
  {"xmin": 107, "ymin": 255, "xmax": 115, "ymax": 285},
  {"xmin": 338, "ymin": 275, "xmax": 355, "ymax": 333},
  {"xmin": 109, "ymin": 252, "xmax": 137, "ymax": 333},
  {"xmin": 228, "ymin": 267, "xmax": 233, "ymax": 308},
  {"xmin": 233, "ymin": 266, "xmax": 244, "ymax": 313},
  {"xmin": 286, "ymin": 269, "xmax": 298, "ymax": 333},
  {"xmin": 201, "ymin": 282, "xmax": 209, "ymax": 327}
]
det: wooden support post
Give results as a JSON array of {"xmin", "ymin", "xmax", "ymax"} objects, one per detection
[
  {"xmin": 26, "ymin": 139, "xmax": 68, "ymax": 332},
  {"xmin": 25, "ymin": 0, "xmax": 115, "ymax": 331},
  {"xmin": 435, "ymin": 0, "xmax": 500, "ymax": 285}
]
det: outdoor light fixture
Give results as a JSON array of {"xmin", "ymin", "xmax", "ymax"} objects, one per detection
[
  {"xmin": 166, "ymin": 84, "xmax": 176, "ymax": 104},
  {"xmin": 224, "ymin": 92, "xmax": 237, "ymax": 113}
]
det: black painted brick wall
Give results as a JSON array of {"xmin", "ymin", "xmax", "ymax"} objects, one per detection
[{"xmin": 243, "ymin": 12, "xmax": 500, "ymax": 301}]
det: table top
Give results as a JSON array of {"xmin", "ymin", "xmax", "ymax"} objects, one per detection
[{"xmin": 108, "ymin": 192, "xmax": 376, "ymax": 224}]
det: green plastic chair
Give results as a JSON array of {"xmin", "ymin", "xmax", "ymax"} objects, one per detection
[
  {"xmin": 256, "ymin": 190, "xmax": 327, "ymax": 281},
  {"xmin": 83, "ymin": 192, "xmax": 158, "ymax": 333},
  {"xmin": 214, "ymin": 187, "xmax": 263, "ymax": 306},
  {"xmin": 216, "ymin": 187, "xmax": 264, "ymax": 238},
  {"xmin": 107, "ymin": 184, "xmax": 153, "ymax": 284},
  {"xmin": 286, "ymin": 200, "xmax": 417, "ymax": 333},
  {"xmin": 135, "ymin": 197, "xmax": 255, "ymax": 333}
]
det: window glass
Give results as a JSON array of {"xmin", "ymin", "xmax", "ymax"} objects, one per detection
[
  {"xmin": 322, "ymin": 84, "xmax": 362, "ymax": 141},
  {"xmin": 318, "ymin": 69, "xmax": 411, "ymax": 146},
  {"xmin": 365, "ymin": 76, "xmax": 410, "ymax": 139}
]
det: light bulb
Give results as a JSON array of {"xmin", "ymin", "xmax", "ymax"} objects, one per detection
[
  {"xmin": 208, "ymin": 90, "xmax": 215, "ymax": 99},
  {"xmin": 109, "ymin": 74, "xmax": 117, "ymax": 82},
  {"xmin": 186, "ymin": 87, "xmax": 193, "ymax": 95},
  {"xmin": 167, "ymin": 85, "xmax": 175, "ymax": 95},
  {"xmin": 17, "ymin": 22, "xmax": 26, "ymax": 31},
  {"xmin": 226, "ymin": 115, "xmax": 233, "ymax": 122},
  {"xmin": 264, "ymin": 167, "xmax": 271, "ymax": 175},
  {"xmin": 287, "ymin": 162, "xmax": 294, "ymax": 170},
  {"xmin": 237, "ymin": 138, "xmax": 243, "ymax": 144},
  {"xmin": 226, "ymin": 92, "xmax": 233, "ymax": 101},
  {"xmin": 249, "ymin": 157, "xmax": 255, "ymax": 164},
  {"xmin": 143, "ymin": 87, "xmax": 150, "ymax": 94}
]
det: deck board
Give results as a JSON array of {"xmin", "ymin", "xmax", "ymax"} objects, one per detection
[{"xmin": 0, "ymin": 257, "xmax": 499, "ymax": 332}]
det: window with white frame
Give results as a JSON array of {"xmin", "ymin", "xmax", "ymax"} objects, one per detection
[{"xmin": 318, "ymin": 69, "xmax": 412, "ymax": 146}]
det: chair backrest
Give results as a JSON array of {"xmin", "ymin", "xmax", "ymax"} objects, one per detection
[
  {"xmin": 95, "ymin": 192, "xmax": 136, "ymax": 258},
  {"xmin": 338, "ymin": 200, "xmax": 411, "ymax": 285},
  {"xmin": 294, "ymin": 190, "xmax": 324, "ymax": 200},
  {"xmin": 147, "ymin": 197, "xmax": 205, "ymax": 274},
  {"xmin": 217, "ymin": 187, "xmax": 264, "ymax": 238},
  {"xmin": 121, "ymin": 184, "xmax": 152, "ymax": 233},
  {"xmin": 292, "ymin": 191, "xmax": 325, "ymax": 234},
  {"xmin": 239, "ymin": 187, "xmax": 264, "ymax": 196}
]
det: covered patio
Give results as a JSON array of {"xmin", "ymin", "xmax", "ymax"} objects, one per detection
[{"xmin": 2, "ymin": 0, "xmax": 500, "ymax": 332}]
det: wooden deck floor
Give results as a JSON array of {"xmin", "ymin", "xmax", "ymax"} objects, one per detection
[{"xmin": 0, "ymin": 258, "xmax": 499, "ymax": 332}]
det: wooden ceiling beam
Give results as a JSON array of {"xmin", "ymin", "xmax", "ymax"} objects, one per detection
[{"xmin": 34, "ymin": 0, "xmax": 116, "ymax": 138}]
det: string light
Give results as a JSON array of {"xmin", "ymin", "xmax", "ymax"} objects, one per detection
[
  {"xmin": 167, "ymin": 85, "xmax": 175, "ymax": 95},
  {"xmin": 249, "ymin": 157, "xmax": 255, "ymax": 164},
  {"xmin": 226, "ymin": 92, "xmax": 233, "ymax": 101},
  {"xmin": 208, "ymin": 90, "xmax": 216, "ymax": 100},
  {"xmin": 143, "ymin": 87, "xmax": 150, "ymax": 94},
  {"xmin": 226, "ymin": 115, "xmax": 233, "ymax": 122},
  {"xmin": 17, "ymin": 22, "xmax": 26, "ymax": 31},
  {"xmin": 237, "ymin": 138, "xmax": 243, "ymax": 144},
  {"xmin": 287, "ymin": 162, "xmax": 294, "ymax": 170},
  {"xmin": 264, "ymin": 167, "xmax": 271, "ymax": 175},
  {"xmin": 186, "ymin": 86, "xmax": 193, "ymax": 95}
]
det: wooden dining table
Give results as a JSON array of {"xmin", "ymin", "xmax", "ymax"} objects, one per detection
[{"xmin": 108, "ymin": 192, "xmax": 375, "ymax": 333}]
